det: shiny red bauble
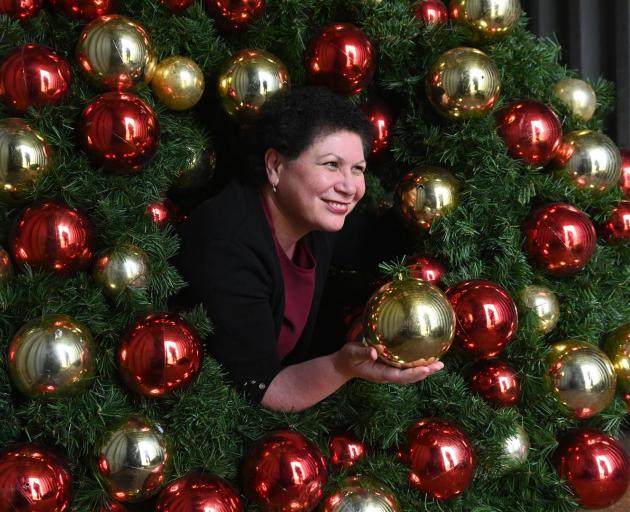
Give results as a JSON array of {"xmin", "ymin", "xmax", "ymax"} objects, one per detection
[
  {"xmin": 242, "ymin": 430, "xmax": 328, "ymax": 512},
  {"xmin": 620, "ymin": 148, "xmax": 630, "ymax": 199},
  {"xmin": 468, "ymin": 359, "xmax": 520, "ymax": 406},
  {"xmin": 360, "ymin": 102, "xmax": 392, "ymax": 155},
  {"xmin": 0, "ymin": 44, "xmax": 72, "ymax": 112},
  {"xmin": 496, "ymin": 99, "xmax": 562, "ymax": 166},
  {"xmin": 0, "ymin": 444, "xmax": 72, "ymax": 512},
  {"xmin": 48, "ymin": 0, "xmax": 117, "ymax": 20},
  {"xmin": 553, "ymin": 430, "xmax": 630, "ymax": 509},
  {"xmin": 398, "ymin": 419, "xmax": 475, "ymax": 500},
  {"xmin": 305, "ymin": 23, "xmax": 375, "ymax": 96},
  {"xmin": 118, "ymin": 312, "xmax": 203, "ymax": 396},
  {"xmin": 79, "ymin": 92, "xmax": 160, "ymax": 173},
  {"xmin": 601, "ymin": 201, "xmax": 630, "ymax": 241},
  {"xmin": 156, "ymin": 473, "xmax": 243, "ymax": 512},
  {"xmin": 406, "ymin": 255, "xmax": 446, "ymax": 285},
  {"xmin": 0, "ymin": 0, "xmax": 43, "ymax": 20},
  {"xmin": 99, "ymin": 502, "xmax": 127, "ymax": 512},
  {"xmin": 202, "ymin": 0, "xmax": 265, "ymax": 30},
  {"xmin": 523, "ymin": 203, "xmax": 597, "ymax": 276},
  {"xmin": 147, "ymin": 198, "xmax": 177, "ymax": 227},
  {"xmin": 10, "ymin": 201, "xmax": 94, "ymax": 275},
  {"xmin": 329, "ymin": 432, "xmax": 367, "ymax": 472},
  {"xmin": 160, "ymin": 0, "xmax": 194, "ymax": 14},
  {"xmin": 412, "ymin": 0, "xmax": 448, "ymax": 25},
  {"xmin": 446, "ymin": 279, "xmax": 518, "ymax": 358}
]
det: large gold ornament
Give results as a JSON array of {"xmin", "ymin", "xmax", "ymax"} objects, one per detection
[
  {"xmin": 76, "ymin": 15, "xmax": 157, "ymax": 91},
  {"xmin": 426, "ymin": 47, "xmax": 501, "ymax": 119},
  {"xmin": 546, "ymin": 340, "xmax": 616, "ymax": 419},
  {"xmin": 0, "ymin": 246, "xmax": 14, "ymax": 283},
  {"xmin": 449, "ymin": 0, "xmax": 521, "ymax": 40},
  {"xmin": 8, "ymin": 314, "xmax": 96, "ymax": 398},
  {"xmin": 169, "ymin": 143, "xmax": 217, "ymax": 194},
  {"xmin": 499, "ymin": 424, "xmax": 530, "ymax": 471},
  {"xmin": 322, "ymin": 475, "xmax": 401, "ymax": 512},
  {"xmin": 94, "ymin": 417, "xmax": 171, "ymax": 503},
  {"xmin": 518, "ymin": 284, "xmax": 560, "ymax": 335},
  {"xmin": 553, "ymin": 130, "xmax": 621, "ymax": 192},
  {"xmin": 394, "ymin": 166, "xmax": 460, "ymax": 232},
  {"xmin": 217, "ymin": 48, "xmax": 290, "ymax": 123},
  {"xmin": 151, "ymin": 55, "xmax": 205, "ymax": 111},
  {"xmin": 0, "ymin": 118, "xmax": 51, "ymax": 205},
  {"xmin": 92, "ymin": 244, "xmax": 150, "ymax": 300},
  {"xmin": 553, "ymin": 78, "xmax": 597, "ymax": 121},
  {"xmin": 603, "ymin": 323, "xmax": 630, "ymax": 395},
  {"xmin": 363, "ymin": 277, "xmax": 456, "ymax": 367}
]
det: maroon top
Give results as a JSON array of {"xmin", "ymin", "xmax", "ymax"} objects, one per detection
[{"xmin": 260, "ymin": 194, "xmax": 317, "ymax": 360}]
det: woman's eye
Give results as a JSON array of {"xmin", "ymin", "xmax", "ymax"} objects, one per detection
[
  {"xmin": 325, "ymin": 161, "xmax": 338, "ymax": 168},
  {"xmin": 353, "ymin": 167, "xmax": 366, "ymax": 174}
]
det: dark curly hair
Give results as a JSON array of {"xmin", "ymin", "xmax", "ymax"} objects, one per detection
[{"xmin": 243, "ymin": 87, "xmax": 374, "ymax": 187}]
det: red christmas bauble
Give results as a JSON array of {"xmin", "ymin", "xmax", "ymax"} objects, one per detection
[
  {"xmin": 10, "ymin": 201, "xmax": 94, "ymax": 275},
  {"xmin": 79, "ymin": 92, "xmax": 160, "ymax": 173},
  {"xmin": 523, "ymin": 203, "xmax": 597, "ymax": 276},
  {"xmin": 406, "ymin": 255, "xmax": 446, "ymax": 285},
  {"xmin": 0, "ymin": 443, "xmax": 72, "ymax": 512},
  {"xmin": 620, "ymin": 148, "xmax": 630, "ymax": 199},
  {"xmin": 160, "ymin": 0, "xmax": 194, "ymax": 14},
  {"xmin": 0, "ymin": 43, "xmax": 72, "ymax": 112},
  {"xmin": 0, "ymin": 0, "xmax": 43, "ymax": 20},
  {"xmin": 202, "ymin": 0, "xmax": 265, "ymax": 30},
  {"xmin": 329, "ymin": 432, "xmax": 367, "ymax": 472},
  {"xmin": 242, "ymin": 430, "xmax": 328, "ymax": 512},
  {"xmin": 496, "ymin": 99, "xmax": 562, "ymax": 166},
  {"xmin": 48, "ymin": 0, "xmax": 117, "ymax": 20},
  {"xmin": 305, "ymin": 23, "xmax": 375, "ymax": 96},
  {"xmin": 147, "ymin": 198, "xmax": 177, "ymax": 227},
  {"xmin": 468, "ymin": 359, "xmax": 520, "ymax": 406},
  {"xmin": 446, "ymin": 279, "xmax": 518, "ymax": 358},
  {"xmin": 156, "ymin": 473, "xmax": 243, "ymax": 512},
  {"xmin": 360, "ymin": 102, "xmax": 392, "ymax": 155},
  {"xmin": 553, "ymin": 429, "xmax": 630, "ymax": 509},
  {"xmin": 412, "ymin": 0, "xmax": 448, "ymax": 24},
  {"xmin": 601, "ymin": 201, "xmax": 630, "ymax": 241},
  {"xmin": 118, "ymin": 312, "xmax": 203, "ymax": 396},
  {"xmin": 99, "ymin": 502, "xmax": 127, "ymax": 512},
  {"xmin": 398, "ymin": 419, "xmax": 475, "ymax": 500}
]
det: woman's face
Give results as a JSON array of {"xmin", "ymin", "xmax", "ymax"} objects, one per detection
[{"xmin": 272, "ymin": 130, "xmax": 367, "ymax": 234}]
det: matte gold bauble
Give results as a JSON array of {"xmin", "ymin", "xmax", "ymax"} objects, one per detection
[
  {"xmin": 92, "ymin": 244, "xmax": 150, "ymax": 300},
  {"xmin": 518, "ymin": 284, "xmax": 560, "ymax": 334},
  {"xmin": 553, "ymin": 78, "xmax": 597, "ymax": 121},
  {"xmin": 76, "ymin": 15, "xmax": 157, "ymax": 91},
  {"xmin": 217, "ymin": 48, "xmax": 290, "ymax": 123},
  {"xmin": 449, "ymin": 0, "xmax": 521, "ymax": 40},
  {"xmin": 546, "ymin": 340, "xmax": 616, "ymax": 419},
  {"xmin": 603, "ymin": 323, "xmax": 630, "ymax": 395},
  {"xmin": 394, "ymin": 166, "xmax": 459, "ymax": 232},
  {"xmin": 151, "ymin": 55, "xmax": 205, "ymax": 110},
  {"xmin": 0, "ymin": 118, "xmax": 51, "ymax": 204},
  {"xmin": 8, "ymin": 314, "xmax": 96, "ymax": 398},
  {"xmin": 170, "ymin": 143, "xmax": 216, "ymax": 194},
  {"xmin": 321, "ymin": 475, "xmax": 401, "ymax": 512},
  {"xmin": 553, "ymin": 130, "xmax": 621, "ymax": 192},
  {"xmin": 426, "ymin": 47, "xmax": 501, "ymax": 118},
  {"xmin": 363, "ymin": 277, "xmax": 456, "ymax": 367},
  {"xmin": 94, "ymin": 417, "xmax": 171, "ymax": 503}
]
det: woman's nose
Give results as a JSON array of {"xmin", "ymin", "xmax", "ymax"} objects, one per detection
[{"xmin": 336, "ymin": 168, "xmax": 360, "ymax": 195}]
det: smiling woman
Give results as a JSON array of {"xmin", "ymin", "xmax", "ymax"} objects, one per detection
[{"xmin": 174, "ymin": 87, "xmax": 444, "ymax": 412}]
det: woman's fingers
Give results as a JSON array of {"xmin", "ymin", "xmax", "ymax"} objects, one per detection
[{"xmin": 370, "ymin": 360, "xmax": 444, "ymax": 384}]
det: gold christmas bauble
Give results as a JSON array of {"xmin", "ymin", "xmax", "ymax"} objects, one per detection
[
  {"xmin": 76, "ymin": 15, "xmax": 157, "ymax": 91},
  {"xmin": 0, "ymin": 118, "xmax": 51, "ymax": 205},
  {"xmin": 553, "ymin": 130, "xmax": 621, "ymax": 192},
  {"xmin": 0, "ymin": 246, "xmax": 14, "ymax": 283},
  {"xmin": 449, "ymin": 0, "xmax": 521, "ymax": 40},
  {"xmin": 553, "ymin": 78, "xmax": 596, "ymax": 122},
  {"xmin": 94, "ymin": 417, "xmax": 171, "ymax": 503},
  {"xmin": 322, "ymin": 475, "xmax": 401, "ymax": 512},
  {"xmin": 500, "ymin": 424, "xmax": 530, "ymax": 470},
  {"xmin": 217, "ymin": 48, "xmax": 290, "ymax": 123},
  {"xmin": 92, "ymin": 244, "xmax": 150, "ymax": 300},
  {"xmin": 169, "ymin": 143, "xmax": 216, "ymax": 194},
  {"xmin": 363, "ymin": 277, "xmax": 456, "ymax": 367},
  {"xmin": 394, "ymin": 166, "xmax": 460, "ymax": 232},
  {"xmin": 8, "ymin": 314, "xmax": 96, "ymax": 398},
  {"xmin": 546, "ymin": 340, "xmax": 616, "ymax": 419},
  {"xmin": 426, "ymin": 47, "xmax": 501, "ymax": 118},
  {"xmin": 151, "ymin": 55, "xmax": 205, "ymax": 110},
  {"xmin": 518, "ymin": 284, "xmax": 560, "ymax": 335},
  {"xmin": 603, "ymin": 323, "xmax": 630, "ymax": 395}
]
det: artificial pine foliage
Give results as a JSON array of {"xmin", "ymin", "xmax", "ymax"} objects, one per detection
[{"xmin": 0, "ymin": 1, "xmax": 628, "ymax": 510}]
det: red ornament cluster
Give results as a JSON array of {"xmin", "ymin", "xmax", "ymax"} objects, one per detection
[{"xmin": 468, "ymin": 359, "xmax": 520, "ymax": 406}]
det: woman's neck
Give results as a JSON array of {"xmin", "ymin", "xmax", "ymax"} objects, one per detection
[{"xmin": 261, "ymin": 186, "xmax": 306, "ymax": 260}]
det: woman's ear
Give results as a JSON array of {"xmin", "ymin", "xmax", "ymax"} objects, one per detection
[{"xmin": 264, "ymin": 148, "xmax": 284, "ymax": 186}]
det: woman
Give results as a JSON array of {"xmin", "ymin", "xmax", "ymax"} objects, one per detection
[{"xmin": 175, "ymin": 87, "xmax": 444, "ymax": 412}]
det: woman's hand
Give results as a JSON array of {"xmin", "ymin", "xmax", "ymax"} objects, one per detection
[{"xmin": 332, "ymin": 342, "xmax": 444, "ymax": 384}]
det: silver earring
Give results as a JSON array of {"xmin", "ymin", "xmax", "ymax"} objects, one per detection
[{"xmin": 272, "ymin": 183, "xmax": 278, "ymax": 193}]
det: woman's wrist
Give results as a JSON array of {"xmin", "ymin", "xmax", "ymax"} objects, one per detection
[{"xmin": 331, "ymin": 349, "xmax": 354, "ymax": 382}]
